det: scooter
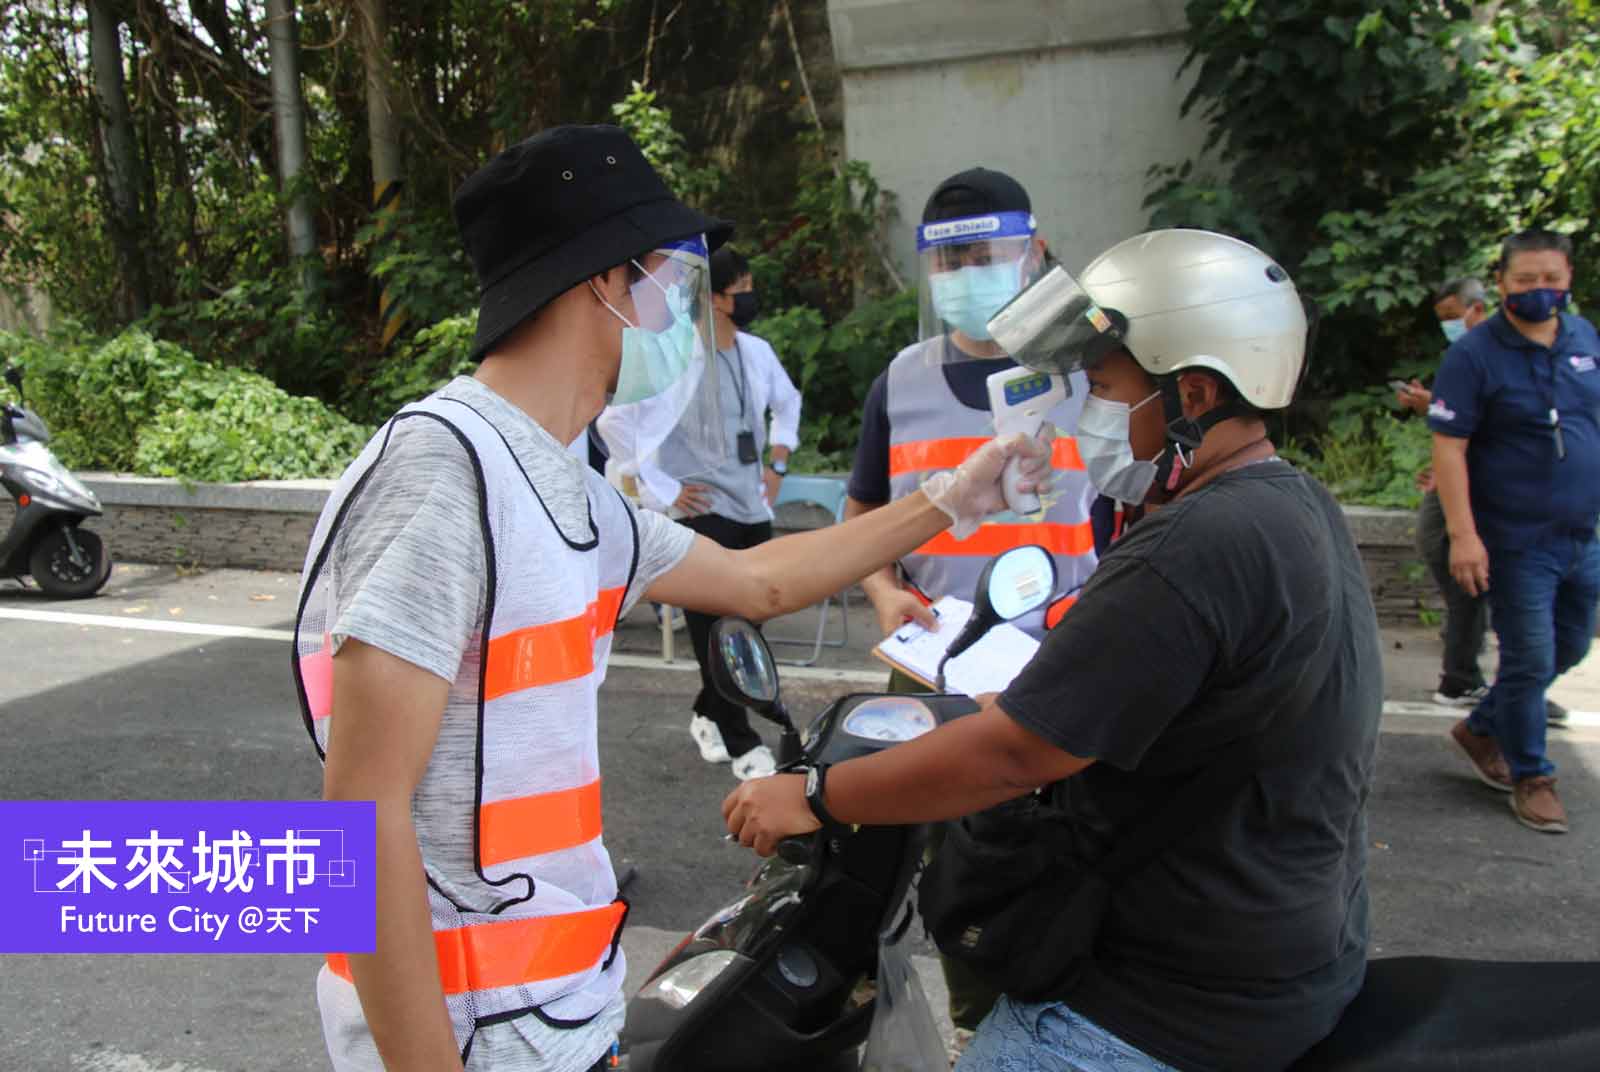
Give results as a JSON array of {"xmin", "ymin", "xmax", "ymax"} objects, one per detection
[
  {"xmin": 1, "ymin": 365, "xmax": 112, "ymax": 598},
  {"xmin": 623, "ymin": 546, "xmax": 1058, "ymax": 1071},
  {"xmin": 623, "ymin": 545, "xmax": 1600, "ymax": 1070}
]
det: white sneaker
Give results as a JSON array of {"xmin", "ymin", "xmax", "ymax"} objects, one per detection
[
  {"xmin": 689, "ymin": 715, "xmax": 731, "ymax": 764},
  {"xmin": 731, "ymin": 745, "xmax": 777, "ymax": 781}
]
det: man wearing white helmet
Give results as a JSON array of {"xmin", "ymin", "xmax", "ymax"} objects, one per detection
[{"xmin": 725, "ymin": 230, "xmax": 1384, "ymax": 1071}]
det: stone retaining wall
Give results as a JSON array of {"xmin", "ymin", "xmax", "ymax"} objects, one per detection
[{"xmin": 1, "ymin": 476, "xmax": 1438, "ymax": 625}]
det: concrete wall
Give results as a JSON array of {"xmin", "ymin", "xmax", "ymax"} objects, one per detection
[
  {"xmin": 827, "ymin": 0, "xmax": 1209, "ymax": 277},
  {"xmin": 0, "ymin": 474, "xmax": 1439, "ymax": 625}
]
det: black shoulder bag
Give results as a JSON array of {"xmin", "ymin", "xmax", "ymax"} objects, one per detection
[{"xmin": 919, "ymin": 628, "xmax": 1339, "ymax": 1003}]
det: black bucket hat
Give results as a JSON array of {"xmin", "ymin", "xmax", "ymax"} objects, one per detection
[{"xmin": 453, "ymin": 124, "xmax": 733, "ymax": 360}]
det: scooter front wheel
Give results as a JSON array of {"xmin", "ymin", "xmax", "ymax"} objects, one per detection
[{"xmin": 30, "ymin": 525, "xmax": 111, "ymax": 599}]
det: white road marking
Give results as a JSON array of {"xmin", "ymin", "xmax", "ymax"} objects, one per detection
[
  {"xmin": 0, "ymin": 607, "xmax": 887, "ymax": 685},
  {"xmin": 71, "ymin": 1049, "xmax": 222, "ymax": 1072},
  {"xmin": 1382, "ymin": 700, "xmax": 1600, "ymax": 727},
  {"xmin": 10, "ymin": 607, "xmax": 1600, "ymax": 717},
  {"xmin": 0, "ymin": 607, "xmax": 294, "ymax": 642}
]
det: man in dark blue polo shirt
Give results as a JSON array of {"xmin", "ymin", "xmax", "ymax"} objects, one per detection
[{"xmin": 1429, "ymin": 228, "xmax": 1600, "ymax": 833}]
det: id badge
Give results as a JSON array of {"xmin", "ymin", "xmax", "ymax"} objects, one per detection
[{"xmin": 737, "ymin": 430, "xmax": 759, "ymax": 465}]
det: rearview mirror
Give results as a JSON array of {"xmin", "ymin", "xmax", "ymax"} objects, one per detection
[
  {"xmin": 936, "ymin": 544, "xmax": 1057, "ymax": 690},
  {"xmin": 708, "ymin": 617, "xmax": 779, "ymax": 711},
  {"xmin": 983, "ymin": 544, "xmax": 1055, "ymax": 622},
  {"xmin": 708, "ymin": 617, "xmax": 802, "ymax": 764}
]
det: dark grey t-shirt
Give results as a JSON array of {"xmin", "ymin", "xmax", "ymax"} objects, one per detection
[{"xmin": 998, "ymin": 461, "xmax": 1383, "ymax": 1072}]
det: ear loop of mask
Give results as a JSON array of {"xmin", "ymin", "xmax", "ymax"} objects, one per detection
[{"xmin": 589, "ymin": 257, "xmax": 671, "ymax": 331}]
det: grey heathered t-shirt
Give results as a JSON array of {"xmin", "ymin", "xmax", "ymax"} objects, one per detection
[
  {"xmin": 654, "ymin": 343, "xmax": 770, "ymax": 523},
  {"xmin": 316, "ymin": 376, "xmax": 694, "ymax": 1072}
]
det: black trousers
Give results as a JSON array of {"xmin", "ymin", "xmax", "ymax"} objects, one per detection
[
  {"xmin": 683, "ymin": 512, "xmax": 773, "ymax": 758},
  {"xmin": 1416, "ymin": 491, "xmax": 1489, "ymax": 691}
]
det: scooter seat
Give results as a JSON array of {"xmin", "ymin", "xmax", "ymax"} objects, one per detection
[{"xmin": 1291, "ymin": 956, "xmax": 1600, "ymax": 1071}]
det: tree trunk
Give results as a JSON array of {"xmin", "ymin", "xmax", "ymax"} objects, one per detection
[
  {"xmin": 265, "ymin": 0, "xmax": 317, "ymax": 294},
  {"xmin": 88, "ymin": 0, "xmax": 150, "ymax": 319},
  {"xmin": 360, "ymin": 0, "xmax": 406, "ymax": 349}
]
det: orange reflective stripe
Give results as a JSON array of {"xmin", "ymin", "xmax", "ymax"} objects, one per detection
[
  {"xmin": 594, "ymin": 586, "xmax": 625, "ymax": 639},
  {"xmin": 483, "ymin": 586, "xmax": 626, "ymax": 700},
  {"xmin": 914, "ymin": 521, "xmax": 1095, "ymax": 559},
  {"xmin": 889, "ymin": 437, "xmax": 1084, "ymax": 476},
  {"xmin": 480, "ymin": 780, "xmax": 603, "ymax": 865},
  {"xmin": 327, "ymin": 901, "xmax": 625, "ymax": 994},
  {"xmin": 1053, "ymin": 438, "xmax": 1084, "ymax": 471},
  {"xmin": 1045, "ymin": 594, "xmax": 1078, "ymax": 630}
]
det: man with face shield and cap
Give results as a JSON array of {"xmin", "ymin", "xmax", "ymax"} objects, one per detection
[
  {"xmin": 846, "ymin": 168, "xmax": 1097, "ymax": 652},
  {"xmin": 727, "ymin": 229, "xmax": 1384, "ymax": 1071},
  {"xmin": 292, "ymin": 125, "xmax": 1051, "ymax": 1072}
]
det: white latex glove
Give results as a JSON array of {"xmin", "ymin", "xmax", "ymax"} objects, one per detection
[{"xmin": 922, "ymin": 424, "xmax": 1055, "ymax": 538}]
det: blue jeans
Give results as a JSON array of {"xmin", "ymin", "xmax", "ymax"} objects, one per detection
[
  {"xmin": 1468, "ymin": 532, "xmax": 1600, "ymax": 781},
  {"xmin": 954, "ymin": 996, "xmax": 1177, "ymax": 1072}
]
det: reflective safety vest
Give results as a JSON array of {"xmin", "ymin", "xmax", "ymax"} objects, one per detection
[
  {"xmin": 292, "ymin": 394, "xmax": 639, "ymax": 1046},
  {"xmin": 886, "ymin": 339, "xmax": 1097, "ymax": 637}
]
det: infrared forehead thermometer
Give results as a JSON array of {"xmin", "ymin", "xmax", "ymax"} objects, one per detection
[{"xmin": 986, "ymin": 366, "xmax": 1067, "ymax": 515}]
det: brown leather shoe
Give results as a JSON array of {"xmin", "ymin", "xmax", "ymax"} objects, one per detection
[
  {"xmin": 1511, "ymin": 776, "xmax": 1569, "ymax": 834},
  {"xmin": 1450, "ymin": 719, "xmax": 1512, "ymax": 792}
]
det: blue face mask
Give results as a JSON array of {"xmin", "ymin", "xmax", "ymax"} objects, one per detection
[
  {"xmin": 597, "ymin": 276, "xmax": 700, "ymax": 405},
  {"xmin": 1440, "ymin": 317, "xmax": 1468, "ymax": 343},
  {"xmin": 930, "ymin": 261, "xmax": 1023, "ymax": 341},
  {"xmin": 1505, "ymin": 287, "xmax": 1570, "ymax": 323}
]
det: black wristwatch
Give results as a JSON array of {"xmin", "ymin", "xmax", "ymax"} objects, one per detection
[
  {"xmin": 804, "ymin": 763, "xmax": 846, "ymax": 832},
  {"xmin": 769, "ymin": 457, "xmax": 788, "ymax": 476}
]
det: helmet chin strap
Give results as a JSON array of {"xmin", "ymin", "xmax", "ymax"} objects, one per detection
[{"xmin": 1149, "ymin": 377, "xmax": 1257, "ymax": 494}]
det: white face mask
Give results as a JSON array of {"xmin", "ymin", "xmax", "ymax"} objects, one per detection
[{"xmin": 1077, "ymin": 390, "xmax": 1161, "ymax": 503}]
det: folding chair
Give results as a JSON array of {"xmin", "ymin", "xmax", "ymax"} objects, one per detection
[{"xmin": 768, "ymin": 475, "xmax": 852, "ymax": 666}]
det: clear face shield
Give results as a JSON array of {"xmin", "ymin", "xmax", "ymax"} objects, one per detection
[
  {"xmin": 595, "ymin": 237, "xmax": 727, "ymax": 495},
  {"xmin": 916, "ymin": 211, "xmax": 1040, "ymax": 351},
  {"xmin": 986, "ymin": 264, "xmax": 1126, "ymax": 379}
]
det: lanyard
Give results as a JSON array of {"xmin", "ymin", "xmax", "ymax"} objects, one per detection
[
  {"xmin": 719, "ymin": 341, "xmax": 749, "ymax": 418},
  {"xmin": 1542, "ymin": 351, "xmax": 1566, "ymax": 462}
]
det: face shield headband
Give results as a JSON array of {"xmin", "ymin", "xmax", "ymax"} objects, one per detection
[{"xmin": 917, "ymin": 211, "xmax": 1038, "ymax": 344}]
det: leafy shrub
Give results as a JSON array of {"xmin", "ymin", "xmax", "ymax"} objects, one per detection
[
  {"xmin": 350, "ymin": 313, "xmax": 478, "ymax": 424},
  {"xmin": 139, "ymin": 268, "xmax": 356, "ymax": 399},
  {"xmin": 0, "ymin": 326, "xmax": 371, "ymax": 481},
  {"xmin": 1284, "ymin": 387, "xmax": 1432, "ymax": 509},
  {"xmin": 135, "ymin": 376, "xmax": 372, "ymax": 483},
  {"xmin": 753, "ymin": 290, "xmax": 917, "ymax": 471}
]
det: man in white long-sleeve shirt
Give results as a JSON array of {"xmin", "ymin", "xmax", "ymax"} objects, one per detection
[{"xmin": 640, "ymin": 246, "xmax": 804, "ymax": 780}]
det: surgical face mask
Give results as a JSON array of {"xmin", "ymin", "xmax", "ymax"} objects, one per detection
[
  {"xmin": 731, "ymin": 290, "xmax": 758, "ymax": 328},
  {"xmin": 1439, "ymin": 317, "xmax": 1467, "ymax": 344},
  {"xmin": 593, "ymin": 264, "xmax": 699, "ymax": 405},
  {"xmin": 1077, "ymin": 390, "xmax": 1161, "ymax": 503},
  {"xmin": 1504, "ymin": 287, "xmax": 1570, "ymax": 323},
  {"xmin": 930, "ymin": 260, "xmax": 1023, "ymax": 341}
]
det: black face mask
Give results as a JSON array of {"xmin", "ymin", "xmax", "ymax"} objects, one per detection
[{"xmin": 730, "ymin": 291, "xmax": 759, "ymax": 328}]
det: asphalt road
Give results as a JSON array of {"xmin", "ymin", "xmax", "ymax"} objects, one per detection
[{"xmin": 2, "ymin": 565, "xmax": 1597, "ymax": 1071}]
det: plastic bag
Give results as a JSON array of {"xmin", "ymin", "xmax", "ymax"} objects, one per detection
[{"xmin": 860, "ymin": 903, "xmax": 946, "ymax": 1072}]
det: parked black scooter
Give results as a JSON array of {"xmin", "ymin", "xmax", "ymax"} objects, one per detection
[
  {"xmin": 623, "ymin": 547, "xmax": 1600, "ymax": 1070},
  {"xmin": 623, "ymin": 546, "xmax": 1058, "ymax": 1071},
  {"xmin": 1, "ymin": 365, "xmax": 112, "ymax": 598}
]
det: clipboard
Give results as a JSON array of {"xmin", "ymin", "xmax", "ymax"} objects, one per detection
[{"xmin": 871, "ymin": 595, "xmax": 1040, "ymax": 697}]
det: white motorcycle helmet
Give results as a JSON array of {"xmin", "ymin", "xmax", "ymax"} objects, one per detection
[{"xmin": 989, "ymin": 228, "xmax": 1309, "ymax": 411}]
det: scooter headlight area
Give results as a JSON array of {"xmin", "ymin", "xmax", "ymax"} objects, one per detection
[
  {"xmin": 644, "ymin": 950, "xmax": 741, "ymax": 1011},
  {"xmin": 4, "ymin": 441, "xmax": 101, "ymax": 513}
]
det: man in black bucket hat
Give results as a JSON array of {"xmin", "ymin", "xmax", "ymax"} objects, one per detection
[{"xmin": 294, "ymin": 124, "xmax": 1053, "ymax": 1071}]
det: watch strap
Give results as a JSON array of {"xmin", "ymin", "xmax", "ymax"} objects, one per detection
[{"xmin": 805, "ymin": 763, "xmax": 844, "ymax": 830}]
